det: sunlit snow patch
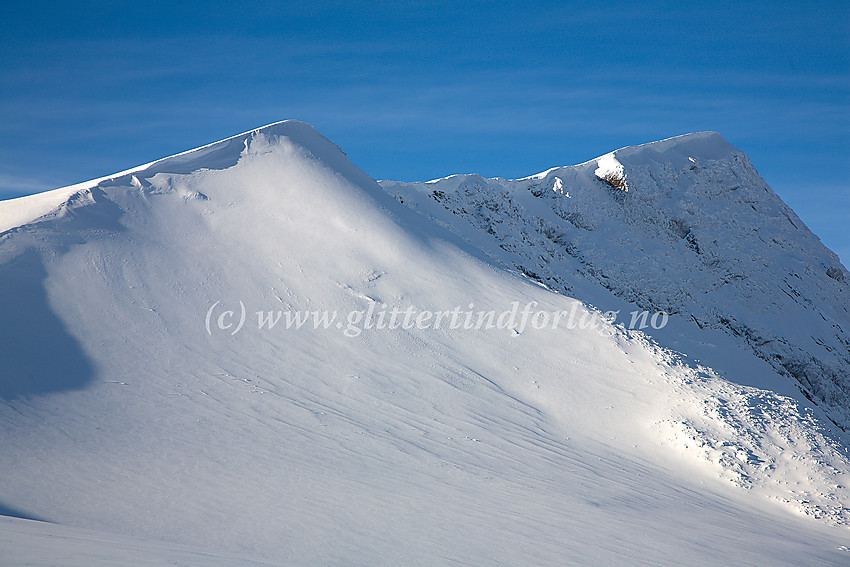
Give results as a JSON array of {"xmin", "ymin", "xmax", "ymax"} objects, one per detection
[{"xmin": 594, "ymin": 153, "xmax": 627, "ymax": 191}]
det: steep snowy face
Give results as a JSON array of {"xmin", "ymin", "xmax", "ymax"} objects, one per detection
[{"xmin": 382, "ymin": 132, "xmax": 850, "ymax": 429}]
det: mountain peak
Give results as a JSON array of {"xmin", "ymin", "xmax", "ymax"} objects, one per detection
[
  {"xmin": 115, "ymin": 119, "xmax": 360, "ymax": 182},
  {"xmin": 521, "ymin": 132, "xmax": 737, "ymax": 182},
  {"xmin": 0, "ymin": 120, "xmax": 380, "ymax": 234},
  {"xmin": 608, "ymin": 131, "xmax": 739, "ymax": 169},
  {"xmin": 383, "ymin": 129, "xmax": 850, "ymax": 434}
]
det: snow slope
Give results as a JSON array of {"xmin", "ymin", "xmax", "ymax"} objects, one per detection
[
  {"xmin": 0, "ymin": 515, "xmax": 284, "ymax": 567},
  {"xmin": 1, "ymin": 122, "xmax": 849, "ymax": 565}
]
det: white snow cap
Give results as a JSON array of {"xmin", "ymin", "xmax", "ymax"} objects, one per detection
[
  {"xmin": 612, "ymin": 131, "xmax": 737, "ymax": 168},
  {"xmin": 0, "ymin": 120, "xmax": 379, "ymax": 234}
]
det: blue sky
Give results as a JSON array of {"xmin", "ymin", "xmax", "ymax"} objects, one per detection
[{"xmin": 1, "ymin": 1, "xmax": 847, "ymax": 261}]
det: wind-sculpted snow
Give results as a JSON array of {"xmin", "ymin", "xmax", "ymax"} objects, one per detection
[
  {"xmin": 382, "ymin": 132, "xmax": 850, "ymax": 431},
  {"xmin": 1, "ymin": 123, "xmax": 849, "ymax": 565},
  {"xmin": 628, "ymin": 330, "xmax": 850, "ymax": 527}
]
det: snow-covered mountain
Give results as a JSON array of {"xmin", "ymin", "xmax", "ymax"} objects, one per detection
[
  {"xmin": 1, "ymin": 121, "xmax": 849, "ymax": 566},
  {"xmin": 383, "ymin": 132, "xmax": 850, "ymax": 430}
]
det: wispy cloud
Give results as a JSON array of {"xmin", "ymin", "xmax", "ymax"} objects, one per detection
[{"xmin": 0, "ymin": 173, "xmax": 58, "ymax": 200}]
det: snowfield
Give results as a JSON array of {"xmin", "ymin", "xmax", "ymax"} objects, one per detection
[{"xmin": 1, "ymin": 121, "xmax": 849, "ymax": 566}]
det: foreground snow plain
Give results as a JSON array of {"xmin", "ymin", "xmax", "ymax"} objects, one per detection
[{"xmin": 1, "ymin": 121, "xmax": 849, "ymax": 565}]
